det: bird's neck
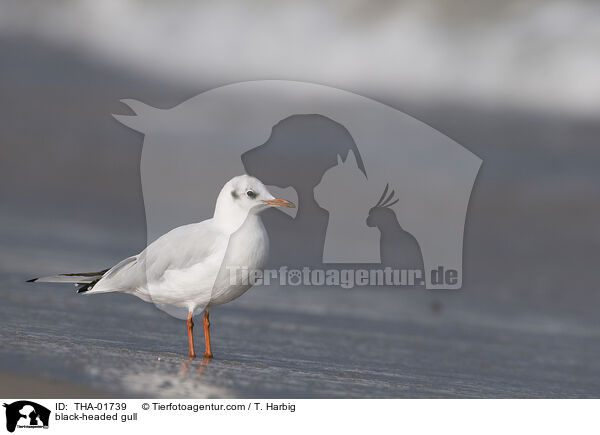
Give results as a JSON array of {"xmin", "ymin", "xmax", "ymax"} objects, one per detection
[{"xmin": 213, "ymin": 204, "xmax": 259, "ymax": 235}]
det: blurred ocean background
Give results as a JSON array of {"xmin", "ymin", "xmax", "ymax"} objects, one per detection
[{"xmin": 1, "ymin": 0, "xmax": 599, "ymax": 397}]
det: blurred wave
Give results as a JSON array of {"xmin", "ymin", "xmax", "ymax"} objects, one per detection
[{"xmin": 1, "ymin": 0, "xmax": 599, "ymax": 115}]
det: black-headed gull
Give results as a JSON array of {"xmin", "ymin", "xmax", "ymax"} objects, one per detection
[{"xmin": 28, "ymin": 175, "xmax": 295, "ymax": 358}]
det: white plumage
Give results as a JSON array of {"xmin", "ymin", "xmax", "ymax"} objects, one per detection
[{"xmin": 29, "ymin": 175, "xmax": 295, "ymax": 357}]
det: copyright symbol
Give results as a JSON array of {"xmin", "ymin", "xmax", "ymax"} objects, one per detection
[{"xmin": 142, "ymin": 403, "xmax": 150, "ymax": 410}]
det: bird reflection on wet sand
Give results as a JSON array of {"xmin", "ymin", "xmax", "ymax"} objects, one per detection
[{"xmin": 180, "ymin": 356, "xmax": 212, "ymax": 378}]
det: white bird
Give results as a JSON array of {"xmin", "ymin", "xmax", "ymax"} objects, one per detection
[{"xmin": 28, "ymin": 175, "xmax": 295, "ymax": 358}]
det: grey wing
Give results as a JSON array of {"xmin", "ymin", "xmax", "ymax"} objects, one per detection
[
  {"xmin": 87, "ymin": 220, "xmax": 225, "ymax": 294},
  {"xmin": 83, "ymin": 255, "xmax": 139, "ymax": 294}
]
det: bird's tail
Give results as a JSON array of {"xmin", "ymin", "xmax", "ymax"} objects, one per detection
[{"xmin": 27, "ymin": 269, "xmax": 109, "ymax": 293}]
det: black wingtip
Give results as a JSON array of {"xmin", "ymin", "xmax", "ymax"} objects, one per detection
[
  {"xmin": 76, "ymin": 278, "xmax": 101, "ymax": 294},
  {"xmin": 26, "ymin": 278, "xmax": 37, "ymax": 283}
]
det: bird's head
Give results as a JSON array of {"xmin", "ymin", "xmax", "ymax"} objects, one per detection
[{"xmin": 216, "ymin": 175, "xmax": 295, "ymax": 221}]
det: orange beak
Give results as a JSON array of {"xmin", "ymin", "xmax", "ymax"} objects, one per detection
[{"xmin": 263, "ymin": 198, "xmax": 296, "ymax": 208}]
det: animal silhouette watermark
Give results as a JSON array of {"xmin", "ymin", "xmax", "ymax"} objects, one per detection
[
  {"xmin": 111, "ymin": 80, "xmax": 481, "ymax": 318},
  {"xmin": 3, "ymin": 401, "xmax": 50, "ymax": 433}
]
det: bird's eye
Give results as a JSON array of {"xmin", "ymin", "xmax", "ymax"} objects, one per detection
[{"xmin": 246, "ymin": 190, "xmax": 257, "ymax": 199}]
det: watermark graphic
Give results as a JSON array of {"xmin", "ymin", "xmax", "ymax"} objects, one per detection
[
  {"xmin": 113, "ymin": 80, "xmax": 481, "ymax": 318},
  {"xmin": 227, "ymin": 266, "xmax": 437, "ymax": 289},
  {"xmin": 3, "ymin": 401, "xmax": 50, "ymax": 433}
]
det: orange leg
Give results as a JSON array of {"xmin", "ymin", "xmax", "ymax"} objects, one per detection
[
  {"xmin": 203, "ymin": 310, "xmax": 213, "ymax": 358},
  {"xmin": 187, "ymin": 312, "xmax": 196, "ymax": 358}
]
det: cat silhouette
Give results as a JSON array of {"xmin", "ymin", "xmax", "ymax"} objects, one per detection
[
  {"xmin": 242, "ymin": 114, "xmax": 367, "ymax": 268},
  {"xmin": 315, "ymin": 150, "xmax": 380, "ymax": 263}
]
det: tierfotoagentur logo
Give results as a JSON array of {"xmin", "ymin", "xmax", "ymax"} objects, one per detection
[
  {"xmin": 112, "ymin": 80, "xmax": 481, "ymax": 319},
  {"xmin": 228, "ymin": 266, "xmax": 427, "ymax": 289},
  {"xmin": 3, "ymin": 402, "xmax": 50, "ymax": 433}
]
